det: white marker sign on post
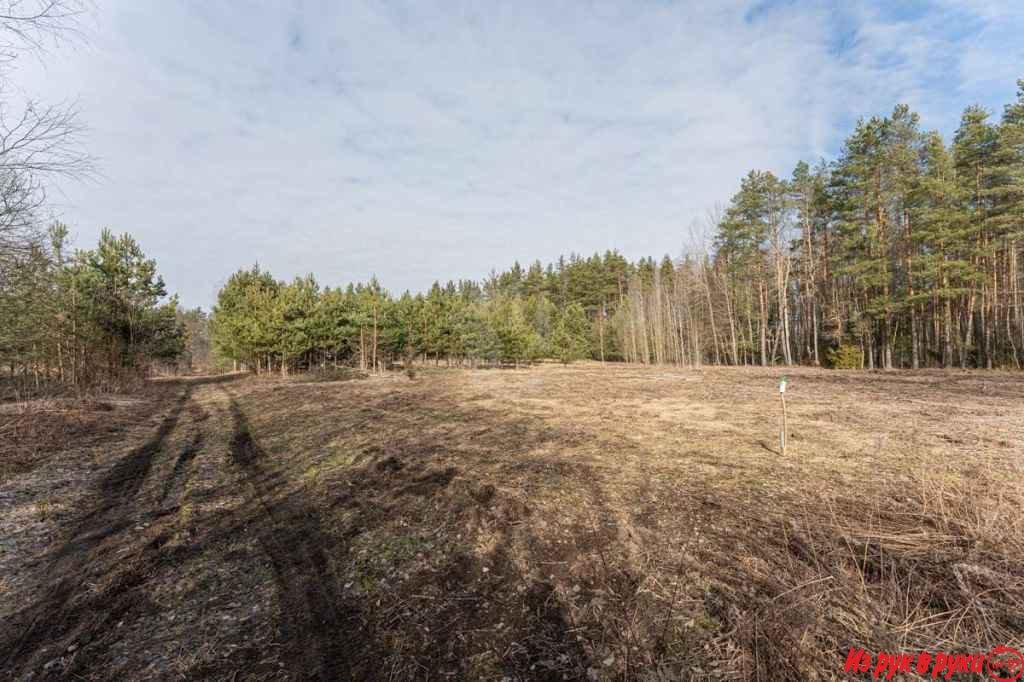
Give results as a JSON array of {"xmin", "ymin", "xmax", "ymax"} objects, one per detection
[{"xmin": 778, "ymin": 376, "xmax": 788, "ymax": 455}]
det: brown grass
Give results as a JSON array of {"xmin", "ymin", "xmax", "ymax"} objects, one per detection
[
  {"xmin": 0, "ymin": 386, "xmax": 172, "ymax": 483},
  {"xmin": 1, "ymin": 365, "xmax": 1021, "ymax": 680}
]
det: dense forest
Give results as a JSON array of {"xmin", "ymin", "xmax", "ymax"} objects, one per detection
[{"xmin": 212, "ymin": 83, "xmax": 1024, "ymax": 373}]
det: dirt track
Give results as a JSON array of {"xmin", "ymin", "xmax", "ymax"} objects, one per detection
[
  {"xmin": 1, "ymin": 371, "xmax": 589, "ymax": 679},
  {"xmin": 0, "ymin": 374, "xmax": 344, "ymax": 679},
  {"xmin": 1, "ymin": 366, "xmax": 1022, "ymax": 680},
  {"xmin": 225, "ymin": 388, "xmax": 358, "ymax": 678}
]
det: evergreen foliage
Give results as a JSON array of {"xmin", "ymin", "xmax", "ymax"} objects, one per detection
[
  {"xmin": 208, "ymin": 83, "xmax": 1024, "ymax": 373},
  {"xmin": 0, "ymin": 227, "xmax": 186, "ymax": 393}
]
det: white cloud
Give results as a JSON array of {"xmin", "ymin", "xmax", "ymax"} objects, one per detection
[{"xmin": 9, "ymin": 0, "xmax": 1024, "ymax": 307}]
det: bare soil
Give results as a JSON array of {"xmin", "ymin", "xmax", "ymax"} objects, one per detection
[{"xmin": 1, "ymin": 365, "xmax": 1022, "ymax": 680}]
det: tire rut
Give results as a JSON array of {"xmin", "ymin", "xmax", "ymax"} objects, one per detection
[
  {"xmin": 223, "ymin": 386, "xmax": 361, "ymax": 680},
  {"xmin": 158, "ymin": 403, "xmax": 207, "ymax": 505},
  {"xmin": 0, "ymin": 382, "xmax": 211, "ymax": 678}
]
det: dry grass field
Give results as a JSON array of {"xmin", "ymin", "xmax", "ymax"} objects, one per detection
[{"xmin": 1, "ymin": 364, "xmax": 1022, "ymax": 680}]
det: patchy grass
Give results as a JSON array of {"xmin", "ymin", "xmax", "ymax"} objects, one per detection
[{"xmin": 1, "ymin": 365, "xmax": 1022, "ymax": 680}]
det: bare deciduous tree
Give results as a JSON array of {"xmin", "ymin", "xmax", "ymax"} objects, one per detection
[
  {"xmin": 0, "ymin": 0, "xmax": 85, "ymax": 62},
  {"xmin": 0, "ymin": 1, "xmax": 89, "ymax": 258}
]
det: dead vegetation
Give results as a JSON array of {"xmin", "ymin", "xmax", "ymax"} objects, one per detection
[
  {"xmin": 1, "ymin": 364, "xmax": 1022, "ymax": 680},
  {"xmin": 0, "ymin": 382, "xmax": 175, "ymax": 483}
]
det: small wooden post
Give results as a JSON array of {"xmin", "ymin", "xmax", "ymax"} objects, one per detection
[{"xmin": 779, "ymin": 375, "xmax": 788, "ymax": 456}]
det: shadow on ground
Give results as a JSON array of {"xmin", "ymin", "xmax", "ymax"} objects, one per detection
[{"xmin": 0, "ymin": 374, "xmax": 618, "ymax": 680}]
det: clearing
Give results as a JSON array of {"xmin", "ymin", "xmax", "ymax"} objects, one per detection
[{"xmin": 1, "ymin": 365, "xmax": 1022, "ymax": 680}]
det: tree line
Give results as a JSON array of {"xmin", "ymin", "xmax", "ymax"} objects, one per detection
[
  {"xmin": 210, "ymin": 267, "xmax": 593, "ymax": 375},
  {"xmin": 0, "ymin": 2, "xmax": 190, "ymax": 397},
  {"xmin": 213, "ymin": 82, "xmax": 1023, "ymax": 373},
  {"xmin": 619, "ymin": 87, "xmax": 1024, "ymax": 370},
  {"xmin": 1, "ymin": 224, "xmax": 187, "ymax": 395}
]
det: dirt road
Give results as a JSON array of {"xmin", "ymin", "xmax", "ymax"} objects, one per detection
[{"xmin": 0, "ymin": 374, "xmax": 369, "ymax": 679}]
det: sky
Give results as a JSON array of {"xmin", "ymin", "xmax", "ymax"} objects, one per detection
[{"xmin": 12, "ymin": 0, "xmax": 1024, "ymax": 308}]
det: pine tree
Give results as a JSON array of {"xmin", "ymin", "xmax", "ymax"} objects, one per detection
[
  {"xmin": 273, "ymin": 275, "xmax": 319, "ymax": 376},
  {"xmin": 551, "ymin": 303, "xmax": 590, "ymax": 364}
]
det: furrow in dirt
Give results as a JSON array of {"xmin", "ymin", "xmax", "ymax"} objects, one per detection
[
  {"xmin": 0, "ymin": 388, "xmax": 192, "ymax": 671},
  {"xmin": 223, "ymin": 386, "xmax": 362, "ymax": 680},
  {"xmin": 0, "ymin": 376, "xmax": 242, "ymax": 680}
]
